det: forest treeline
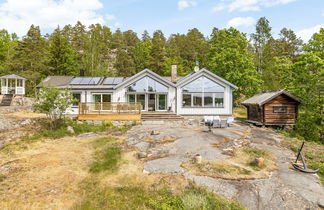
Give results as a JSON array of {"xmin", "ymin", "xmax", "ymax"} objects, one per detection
[{"xmin": 0, "ymin": 17, "xmax": 323, "ymax": 143}]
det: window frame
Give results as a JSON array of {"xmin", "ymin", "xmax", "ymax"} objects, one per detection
[
  {"xmin": 91, "ymin": 93, "xmax": 112, "ymax": 103},
  {"xmin": 273, "ymin": 106, "xmax": 288, "ymax": 114}
]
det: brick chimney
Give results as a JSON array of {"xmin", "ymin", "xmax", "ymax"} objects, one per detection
[{"xmin": 171, "ymin": 64, "xmax": 177, "ymax": 83}]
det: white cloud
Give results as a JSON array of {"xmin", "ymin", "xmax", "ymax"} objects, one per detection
[
  {"xmin": 106, "ymin": 14, "xmax": 115, "ymax": 21},
  {"xmin": 226, "ymin": 17, "xmax": 256, "ymax": 28},
  {"xmin": 212, "ymin": 0, "xmax": 296, "ymax": 13},
  {"xmin": 178, "ymin": 0, "xmax": 197, "ymax": 10},
  {"xmin": 0, "ymin": 0, "xmax": 104, "ymax": 36},
  {"xmin": 212, "ymin": 4, "xmax": 226, "ymax": 12},
  {"xmin": 296, "ymin": 24, "xmax": 324, "ymax": 41}
]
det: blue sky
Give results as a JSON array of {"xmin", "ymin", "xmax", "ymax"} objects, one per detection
[{"xmin": 0, "ymin": 0, "xmax": 323, "ymax": 41}]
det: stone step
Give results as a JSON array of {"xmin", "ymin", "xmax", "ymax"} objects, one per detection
[
  {"xmin": 0, "ymin": 94, "xmax": 13, "ymax": 106},
  {"xmin": 141, "ymin": 112, "xmax": 184, "ymax": 120}
]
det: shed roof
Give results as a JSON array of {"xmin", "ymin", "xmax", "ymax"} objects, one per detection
[
  {"xmin": 0, "ymin": 74, "xmax": 27, "ymax": 80},
  {"xmin": 241, "ymin": 89, "xmax": 303, "ymax": 106}
]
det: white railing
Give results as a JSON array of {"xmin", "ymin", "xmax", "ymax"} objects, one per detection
[
  {"xmin": 16, "ymin": 87, "xmax": 25, "ymax": 95},
  {"xmin": 0, "ymin": 87, "xmax": 25, "ymax": 95},
  {"xmin": 1, "ymin": 87, "xmax": 8, "ymax": 94}
]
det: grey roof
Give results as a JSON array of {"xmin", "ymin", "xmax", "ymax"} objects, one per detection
[
  {"xmin": 241, "ymin": 89, "xmax": 303, "ymax": 106},
  {"xmin": 0, "ymin": 74, "xmax": 27, "ymax": 80},
  {"xmin": 37, "ymin": 68, "xmax": 238, "ymax": 90},
  {"xmin": 37, "ymin": 76, "xmax": 74, "ymax": 87}
]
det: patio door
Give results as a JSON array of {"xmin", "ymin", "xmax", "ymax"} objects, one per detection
[
  {"xmin": 148, "ymin": 94, "xmax": 156, "ymax": 111},
  {"xmin": 156, "ymin": 94, "xmax": 167, "ymax": 111},
  {"xmin": 92, "ymin": 93, "xmax": 111, "ymax": 110}
]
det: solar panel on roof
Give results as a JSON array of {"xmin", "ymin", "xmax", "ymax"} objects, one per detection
[
  {"xmin": 103, "ymin": 77, "xmax": 115, "ymax": 85},
  {"xmin": 114, "ymin": 77, "xmax": 123, "ymax": 84},
  {"xmin": 80, "ymin": 78, "xmax": 92, "ymax": 84},
  {"xmin": 69, "ymin": 77, "xmax": 101, "ymax": 85},
  {"xmin": 89, "ymin": 77, "xmax": 101, "ymax": 85}
]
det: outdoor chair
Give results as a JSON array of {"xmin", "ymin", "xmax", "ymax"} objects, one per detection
[
  {"xmin": 212, "ymin": 116, "xmax": 221, "ymax": 128},
  {"xmin": 220, "ymin": 119, "xmax": 228, "ymax": 128},
  {"xmin": 203, "ymin": 116, "xmax": 214, "ymax": 124},
  {"xmin": 227, "ymin": 117, "xmax": 235, "ymax": 127}
]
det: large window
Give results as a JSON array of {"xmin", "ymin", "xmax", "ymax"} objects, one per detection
[
  {"xmin": 182, "ymin": 76, "xmax": 225, "ymax": 108},
  {"xmin": 127, "ymin": 76, "xmax": 168, "ymax": 93}
]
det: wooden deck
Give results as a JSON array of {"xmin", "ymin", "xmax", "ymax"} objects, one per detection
[
  {"xmin": 78, "ymin": 114, "xmax": 141, "ymax": 121},
  {"xmin": 78, "ymin": 102, "xmax": 142, "ymax": 120}
]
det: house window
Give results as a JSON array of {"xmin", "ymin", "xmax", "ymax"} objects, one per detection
[
  {"xmin": 72, "ymin": 93, "xmax": 81, "ymax": 107},
  {"xmin": 182, "ymin": 76, "xmax": 225, "ymax": 108},
  {"xmin": 182, "ymin": 94, "xmax": 191, "ymax": 107},
  {"xmin": 126, "ymin": 94, "xmax": 146, "ymax": 110},
  {"xmin": 273, "ymin": 106, "xmax": 287, "ymax": 113},
  {"xmin": 126, "ymin": 76, "xmax": 168, "ymax": 93},
  {"xmin": 92, "ymin": 94, "xmax": 111, "ymax": 103},
  {"xmin": 193, "ymin": 93, "xmax": 203, "ymax": 107}
]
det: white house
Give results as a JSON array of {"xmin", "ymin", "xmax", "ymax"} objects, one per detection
[{"xmin": 37, "ymin": 65, "xmax": 238, "ymax": 118}]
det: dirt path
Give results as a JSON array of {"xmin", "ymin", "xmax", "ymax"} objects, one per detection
[{"xmin": 0, "ymin": 136, "xmax": 96, "ymax": 209}]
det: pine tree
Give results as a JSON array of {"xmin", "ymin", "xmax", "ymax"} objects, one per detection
[
  {"xmin": 9, "ymin": 25, "xmax": 49, "ymax": 95},
  {"xmin": 48, "ymin": 26, "xmax": 79, "ymax": 76},
  {"xmin": 149, "ymin": 30, "xmax": 166, "ymax": 75},
  {"xmin": 251, "ymin": 17, "xmax": 272, "ymax": 73},
  {"xmin": 134, "ymin": 31, "xmax": 152, "ymax": 72}
]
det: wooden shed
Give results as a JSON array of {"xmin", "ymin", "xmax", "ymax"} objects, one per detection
[{"xmin": 241, "ymin": 90, "xmax": 303, "ymax": 126}]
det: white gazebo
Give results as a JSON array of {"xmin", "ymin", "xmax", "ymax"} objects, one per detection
[{"xmin": 0, "ymin": 74, "xmax": 27, "ymax": 95}]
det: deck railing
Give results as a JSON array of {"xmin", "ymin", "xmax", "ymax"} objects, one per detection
[{"xmin": 78, "ymin": 102, "xmax": 142, "ymax": 115}]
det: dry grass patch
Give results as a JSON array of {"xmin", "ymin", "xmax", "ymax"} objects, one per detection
[
  {"xmin": 182, "ymin": 147, "xmax": 277, "ymax": 180},
  {"xmin": 3, "ymin": 111, "xmax": 46, "ymax": 119},
  {"xmin": 0, "ymin": 136, "xmax": 97, "ymax": 209}
]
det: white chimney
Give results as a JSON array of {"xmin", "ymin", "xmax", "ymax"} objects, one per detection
[{"xmin": 171, "ymin": 64, "xmax": 177, "ymax": 83}]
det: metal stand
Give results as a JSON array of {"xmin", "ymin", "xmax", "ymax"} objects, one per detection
[
  {"xmin": 203, "ymin": 122, "xmax": 212, "ymax": 132},
  {"xmin": 292, "ymin": 141, "xmax": 319, "ymax": 173}
]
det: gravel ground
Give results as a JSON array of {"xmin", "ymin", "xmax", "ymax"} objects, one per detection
[{"xmin": 126, "ymin": 121, "xmax": 324, "ymax": 210}]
